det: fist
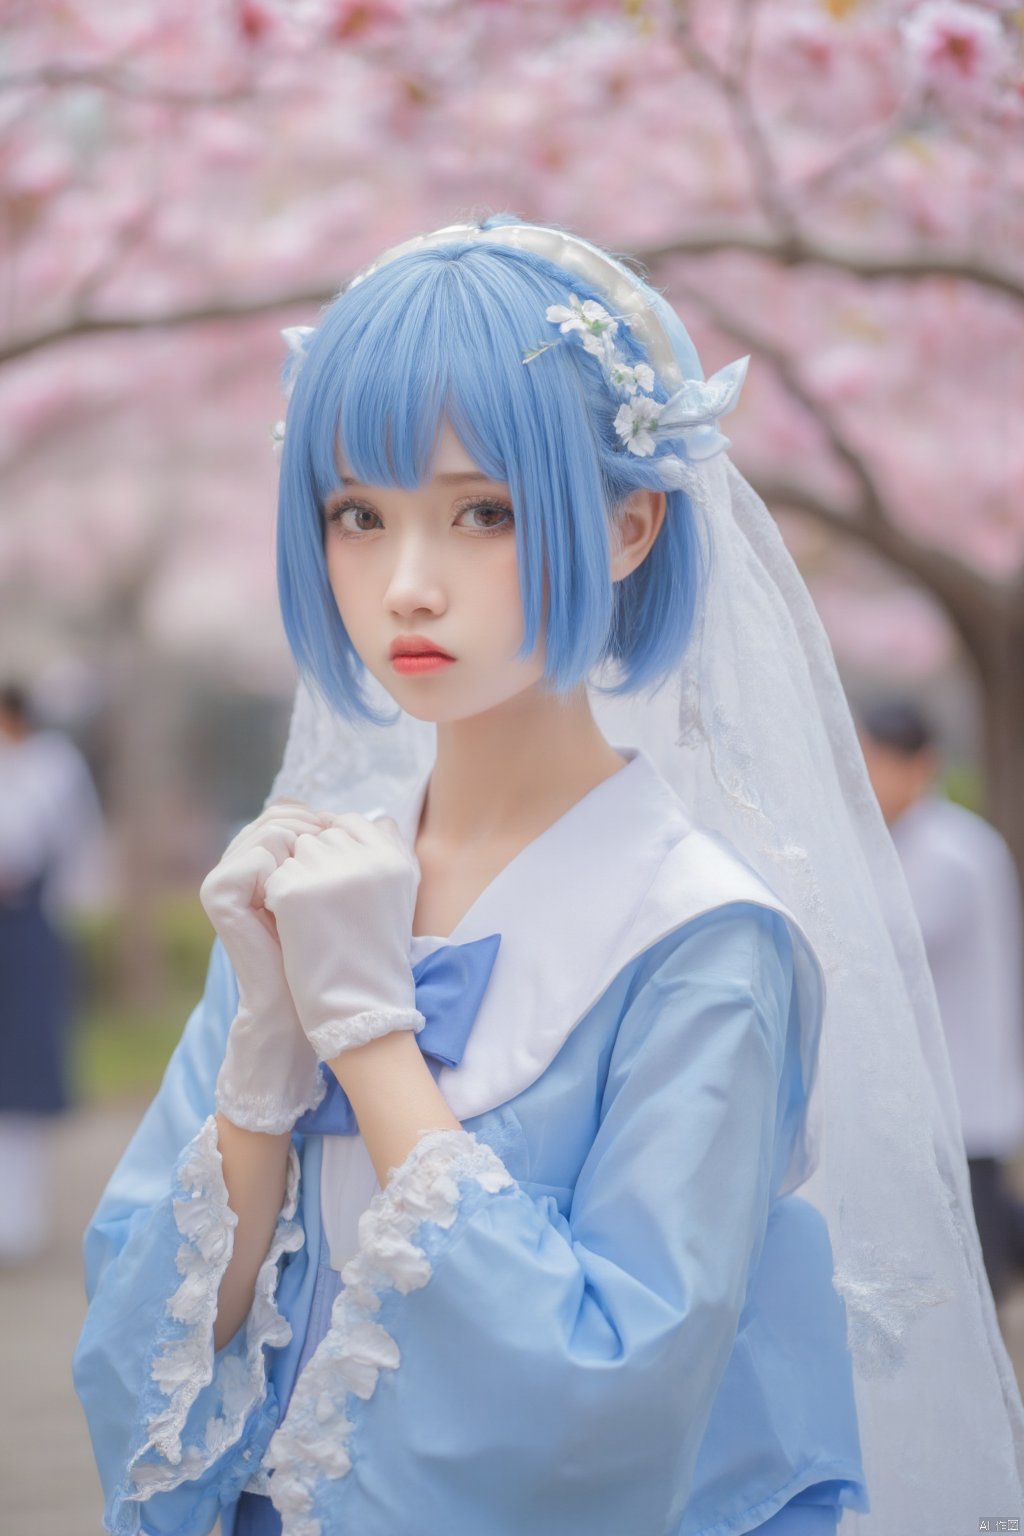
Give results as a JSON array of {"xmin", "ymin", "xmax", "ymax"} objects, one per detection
[
  {"xmin": 263, "ymin": 815, "xmax": 424, "ymax": 1059},
  {"xmin": 201, "ymin": 799, "xmax": 332, "ymax": 921},
  {"xmin": 199, "ymin": 799, "xmax": 338, "ymax": 1002}
]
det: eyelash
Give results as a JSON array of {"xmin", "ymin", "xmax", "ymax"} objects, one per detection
[{"xmin": 325, "ymin": 498, "xmax": 515, "ymax": 539}]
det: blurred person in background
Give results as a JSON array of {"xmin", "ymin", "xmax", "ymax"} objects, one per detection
[
  {"xmin": 0, "ymin": 680, "xmax": 108, "ymax": 1265},
  {"xmin": 859, "ymin": 697, "xmax": 1024, "ymax": 1305}
]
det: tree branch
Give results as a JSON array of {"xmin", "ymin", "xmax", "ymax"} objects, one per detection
[
  {"xmin": 4, "ymin": 220, "xmax": 1022, "ymax": 368},
  {"xmin": 0, "ymin": 287, "xmax": 338, "ymax": 367},
  {"xmin": 675, "ymin": 281, "xmax": 1022, "ymax": 640},
  {"xmin": 668, "ymin": 7, "xmax": 799, "ymax": 241},
  {"xmin": 669, "ymin": 277, "xmax": 890, "ymax": 531},
  {"xmin": 796, "ymin": 108, "xmax": 913, "ymax": 204},
  {"xmin": 66, "ymin": 198, "xmax": 161, "ymax": 315},
  {"xmin": 0, "ymin": 62, "xmax": 256, "ymax": 108},
  {"xmin": 637, "ymin": 228, "xmax": 1024, "ymax": 304},
  {"xmin": 754, "ymin": 474, "xmax": 1019, "ymax": 656}
]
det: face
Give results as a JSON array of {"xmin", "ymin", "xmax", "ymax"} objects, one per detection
[
  {"xmin": 322, "ymin": 422, "xmax": 547, "ymax": 723},
  {"xmin": 858, "ymin": 732, "xmax": 937, "ymax": 825}
]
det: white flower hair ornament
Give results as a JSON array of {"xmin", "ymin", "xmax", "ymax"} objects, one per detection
[
  {"xmin": 270, "ymin": 325, "xmax": 316, "ymax": 454},
  {"xmin": 525, "ymin": 292, "xmax": 749, "ymax": 466}
]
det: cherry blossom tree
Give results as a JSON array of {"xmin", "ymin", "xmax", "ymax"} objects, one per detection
[{"xmin": 2, "ymin": 0, "xmax": 1023, "ymax": 884}]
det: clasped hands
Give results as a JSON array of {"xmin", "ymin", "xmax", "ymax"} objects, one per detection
[{"xmin": 199, "ymin": 799, "xmax": 424, "ymax": 1135}]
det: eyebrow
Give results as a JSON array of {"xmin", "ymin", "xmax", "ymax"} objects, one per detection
[
  {"xmin": 324, "ymin": 471, "xmax": 503, "ymax": 507},
  {"xmin": 336, "ymin": 472, "xmax": 496, "ymax": 488}
]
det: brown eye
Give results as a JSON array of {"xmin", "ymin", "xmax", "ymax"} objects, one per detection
[
  {"xmin": 327, "ymin": 502, "xmax": 381, "ymax": 535},
  {"xmin": 457, "ymin": 500, "xmax": 515, "ymax": 535}
]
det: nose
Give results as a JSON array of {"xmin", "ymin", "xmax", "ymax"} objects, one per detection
[{"xmin": 384, "ymin": 533, "xmax": 448, "ymax": 620}]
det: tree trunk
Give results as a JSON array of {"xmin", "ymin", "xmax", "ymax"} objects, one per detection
[
  {"xmin": 759, "ymin": 480, "xmax": 1024, "ymax": 892},
  {"xmin": 106, "ymin": 637, "xmax": 175, "ymax": 1012},
  {"xmin": 95, "ymin": 508, "xmax": 185, "ymax": 1015},
  {"xmin": 978, "ymin": 619, "xmax": 1024, "ymax": 897}
]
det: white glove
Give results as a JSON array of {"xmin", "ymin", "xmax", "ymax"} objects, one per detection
[
  {"xmin": 199, "ymin": 800, "xmax": 336, "ymax": 1134},
  {"xmin": 262, "ymin": 814, "xmax": 425, "ymax": 1060}
]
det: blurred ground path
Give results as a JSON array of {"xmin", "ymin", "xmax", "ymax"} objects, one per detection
[
  {"xmin": 1, "ymin": 1103, "xmax": 143, "ymax": 1536},
  {"xmin": 5, "ymin": 1104, "xmax": 1024, "ymax": 1534}
]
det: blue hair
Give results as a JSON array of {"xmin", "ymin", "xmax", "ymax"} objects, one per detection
[{"xmin": 277, "ymin": 223, "xmax": 709, "ymax": 726}]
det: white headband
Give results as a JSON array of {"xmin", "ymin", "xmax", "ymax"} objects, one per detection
[
  {"xmin": 275, "ymin": 221, "xmax": 747, "ymax": 470},
  {"xmin": 347, "ymin": 221, "xmax": 686, "ymax": 390}
]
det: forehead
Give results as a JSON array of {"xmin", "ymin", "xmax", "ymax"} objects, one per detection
[
  {"xmin": 431, "ymin": 422, "xmax": 487, "ymax": 477},
  {"xmin": 336, "ymin": 420, "xmax": 498, "ymax": 486}
]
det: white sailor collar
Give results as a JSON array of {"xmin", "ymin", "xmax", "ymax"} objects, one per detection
[{"xmin": 367, "ymin": 744, "xmax": 825, "ymax": 1177}]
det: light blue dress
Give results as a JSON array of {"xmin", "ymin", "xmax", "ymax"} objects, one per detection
[{"xmin": 73, "ymin": 750, "xmax": 869, "ymax": 1536}]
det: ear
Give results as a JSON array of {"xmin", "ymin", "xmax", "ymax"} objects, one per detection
[{"xmin": 610, "ymin": 490, "xmax": 667, "ymax": 583}]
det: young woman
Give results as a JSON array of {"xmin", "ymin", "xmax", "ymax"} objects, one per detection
[{"xmin": 74, "ymin": 218, "xmax": 1023, "ymax": 1536}]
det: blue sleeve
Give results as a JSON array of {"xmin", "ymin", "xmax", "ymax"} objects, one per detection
[
  {"xmin": 72, "ymin": 938, "xmax": 305, "ymax": 1536},
  {"xmin": 266, "ymin": 903, "xmax": 795, "ymax": 1536}
]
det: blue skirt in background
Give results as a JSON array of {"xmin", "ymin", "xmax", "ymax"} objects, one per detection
[{"xmin": 0, "ymin": 875, "xmax": 74, "ymax": 1115}]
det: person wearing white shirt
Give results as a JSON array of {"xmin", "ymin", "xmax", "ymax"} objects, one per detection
[
  {"xmin": 0, "ymin": 682, "xmax": 108, "ymax": 1263},
  {"xmin": 859, "ymin": 698, "xmax": 1024, "ymax": 1304}
]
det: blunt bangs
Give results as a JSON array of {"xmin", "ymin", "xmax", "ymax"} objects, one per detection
[{"xmin": 277, "ymin": 233, "xmax": 707, "ymax": 726}]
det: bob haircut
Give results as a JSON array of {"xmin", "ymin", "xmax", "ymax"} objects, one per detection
[{"xmin": 277, "ymin": 221, "xmax": 709, "ymax": 727}]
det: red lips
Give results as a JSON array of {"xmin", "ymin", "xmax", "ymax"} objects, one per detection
[{"xmin": 389, "ymin": 634, "xmax": 455, "ymax": 659}]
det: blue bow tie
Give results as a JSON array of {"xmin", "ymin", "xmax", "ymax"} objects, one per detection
[{"xmin": 293, "ymin": 931, "xmax": 502, "ymax": 1136}]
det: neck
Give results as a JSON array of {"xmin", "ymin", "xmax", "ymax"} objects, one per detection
[{"xmin": 420, "ymin": 683, "xmax": 626, "ymax": 851}]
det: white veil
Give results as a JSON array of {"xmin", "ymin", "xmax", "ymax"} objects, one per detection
[{"xmin": 268, "ymin": 223, "xmax": 1024, "ymax": 1530}]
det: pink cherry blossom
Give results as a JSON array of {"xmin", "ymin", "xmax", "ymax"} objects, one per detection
[{"xmin": 901, "ymin": 0, "xmax": 1011, "ymax": 106}]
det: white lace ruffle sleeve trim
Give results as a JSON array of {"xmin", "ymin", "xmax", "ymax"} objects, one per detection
[
  {"xmin": 264, "ymin": 1127, "xmax": 513, "ymax": 1536},
  {"xmin": 304, "ymin": 1004, "xmax": 426, "ymax": 1059},
  {"xmin": 125, "ymin": 1114, "xmax": 304, "ymax": 1503},
  {"xmin": 216, "ymin": 1055, "xmax": 329, "ymax": 1137}
]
